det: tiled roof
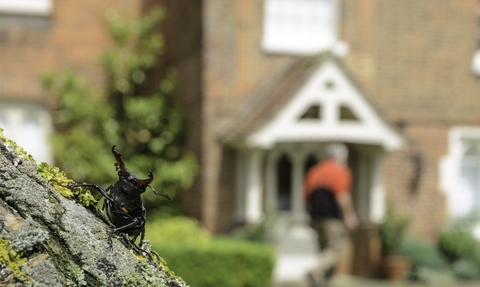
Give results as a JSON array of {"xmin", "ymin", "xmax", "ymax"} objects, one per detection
[{"xmin": 220, "ymin": 53, "xmax": 332, "ymax": 144}]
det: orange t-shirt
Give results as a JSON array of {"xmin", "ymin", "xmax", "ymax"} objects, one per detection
[{"xmin": 304, "ymin": 159, "xmax": 352, "ymax": 202}]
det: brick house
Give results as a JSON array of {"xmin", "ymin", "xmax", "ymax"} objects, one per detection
[
  {"xmin": 197, "ymin": 0, "xmax": 480, "ymax": 242},
  {"xmin": 2, "ymin": 0, "xmax": 480, "ymax": 279},
  {"xmin": 194, "ymin": 0, "xmax": 480, "ymax": 279}
]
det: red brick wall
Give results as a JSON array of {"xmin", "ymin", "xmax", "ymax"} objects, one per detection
[
  {"xmin": 383, "ymin": 125, "xmax": 448, "ymax": 240},
  {"xmin": 216, "ymin": 147, "xmax": 238, "ymax": 231},
  {"xmin": 342, "ymin": 0, "xmax": 480, "ymax": 240},
  {"xmin": 0, "ymin": 0, "xmax": 142, "ymax": 102},
  {"xmin": 343, "ymin": 0, "xmax": 480, "ymax": 124}
]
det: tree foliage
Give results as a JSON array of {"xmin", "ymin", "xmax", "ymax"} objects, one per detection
[{"xmin": 41, "ymin": 7, "xmax": 197, "ymax": 215}]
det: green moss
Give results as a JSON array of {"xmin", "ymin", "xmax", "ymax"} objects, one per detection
[
  {"xmin": 0, "ymin": 238, "xmax": 30, "ymax": 283},
  {"xmin": 129, "ymin": 249, "xmax": 182, "ymax": 283},
  {"xmin": 65, "ymin": 262, "xmax": 87, "ymax": 286},
  {"xmin": 118, "ymin": 270, "xmax": 146, "ymax": 286},
  {"xmin": 156, "ymin": 255, "xmax": 183, "ymax": 282},
  {"xmin": 11, "ymin": 217, "xmax": 50, "ymax": 253},
  {"xmin": 118, "ymin": 261, "xmax": 168, "ymax": 287},
  {"xmin": 37, "ymin": 162, "xmax": 97, "ymax": 206},
  {"xmin": 0, "ymin": 127, "xmax": 35, "ymax": 162},
  {"xmin": 130, "ymin": 249, "xmax": 148, "ymax": 262}
]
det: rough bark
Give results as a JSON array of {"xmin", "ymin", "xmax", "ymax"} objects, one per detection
[{"xmin": 0, "ymin": 137, "xmax": 188, "ymax": 287}]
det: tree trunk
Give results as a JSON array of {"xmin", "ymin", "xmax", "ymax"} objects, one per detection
[{"xmin": 0, "ymin": 138, "xmax": 188, "ymax": 287}]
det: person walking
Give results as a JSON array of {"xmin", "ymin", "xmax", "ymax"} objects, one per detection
[{"xmin": 304, "ymin": 143, "xmax": 359, "ymax": 287}]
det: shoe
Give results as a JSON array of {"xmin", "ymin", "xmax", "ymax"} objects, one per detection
[{"xmin": 307, "ymin": 272, "xmax": 327, "ymax": 287}]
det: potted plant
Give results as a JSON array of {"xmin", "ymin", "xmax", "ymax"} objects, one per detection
[{"xmin": 379, "ymin": 203, "xmax": 411, "ymax": 281}]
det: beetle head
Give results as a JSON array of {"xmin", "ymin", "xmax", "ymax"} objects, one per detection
[{"xmin": 112, "ymin": 145, "xmax": 153, "ymax": 194}]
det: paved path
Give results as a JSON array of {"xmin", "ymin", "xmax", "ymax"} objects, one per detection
[
  {"xmin": 275, "ymin": 275, "xmax": 480, "ymax": 287},
  {"xmin": 333, "ymin": 276, "xmax": 480, "ymax": 287}
]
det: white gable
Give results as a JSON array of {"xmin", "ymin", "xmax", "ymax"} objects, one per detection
[{"xmin": 246, "ymin": 59, "xmax": 404, "ymax": 150}]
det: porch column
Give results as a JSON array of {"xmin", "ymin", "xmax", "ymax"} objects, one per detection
[
  {"xmin": 356, "ymin": 151, "xmax": 371, "ymax": 222},
  {"xmin": 370, "ymin": 151, "xmax": 385, "ymax": 223},
  {"xmin": 292, "ymin": 154, "xmax": 308, "ymax": 222},
  {"xmin": 235, "ymin": 150, "xmax": 246, "ymax": 222},
  {"xmin": 245, "ymin": 148, "xmax": 264, "ymax": 223},
  {"xmin": 265, "ymin": 150, "xmax": 277, "ymax": 214}
]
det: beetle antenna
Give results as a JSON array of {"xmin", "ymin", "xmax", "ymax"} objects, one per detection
[{"xmin": 147, "ymin": 185, "xmax": 172, "ymax": 200}]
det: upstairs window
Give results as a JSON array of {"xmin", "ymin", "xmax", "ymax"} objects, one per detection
[
  {"xmin": 262, "ymin": 0, "xmax": 339, "ymax": 55},
  {"xmin": 0, "ymin": 0, "xmax": 53, "ymax": 16}
]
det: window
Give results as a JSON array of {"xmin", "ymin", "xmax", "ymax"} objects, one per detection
[
  {"xmin": 0, "ymin": 0, "xmax": 53, "ymax": 16},
  {"xmin": 299, "ymin": 104, "xmax": 321, "ymax": 120},
  {"xmin": 0, "ymin": 102, "xmax": 53, "ymax": 163},
  {"xmin": 472, "ymin": 1, "xmax": 480, "ymax": 75},
  {"xmin": 262, "ymin": 0, "xmax": 339, "ymax": 55},
  {"xmin": 458, "ymin": 145, "xmax": 480, "ymax": 217},
  {"xmin": 339, "ymin": 105, "xmax": 360, "ymax": 122},
  {"xmin": 304, "ymin": 154, "xmax": 318, "ymax": 174},
  {"xmin": 441, "ymin": 128, "xmax": 480, "ymax": 221}
]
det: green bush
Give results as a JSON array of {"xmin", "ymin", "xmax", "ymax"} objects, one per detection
[
  {"xmin": 438, "ymin": 230, "xmax": 477, "ymax": 262},
  {"xmin": 155, "ymin": 239, "xmax": 275, "ymax": 287},
  {"xmin": 146, "ymin": 216, "xmax": 211, "ymax": 248},
  {"xmin": 379, "ymin": 204, "xmax": 410, "ymax": 255},
  {"xmin": 231, "ymin": 223, "xmax": 268, "ymax": 243},
  {"xmin": 147, "ymin": 216, "xmax": 275, "ymax": 287},
  {"xmin": 452, "ymin": 259, "xmax": 480, "ymax": 281},
  {"xmin": 399, "ymin": 237, "xmax": 448, "ymax": 270}
]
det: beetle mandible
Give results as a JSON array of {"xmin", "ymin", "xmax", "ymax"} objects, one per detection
[{"xmin": 68, "ymin": 145, "xmax": 171, "ymax": 243}]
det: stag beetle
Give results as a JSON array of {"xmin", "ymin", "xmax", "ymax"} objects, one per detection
[{"xmin": 68, "ymin": 145, "xmax": 171, "ymax": 243}]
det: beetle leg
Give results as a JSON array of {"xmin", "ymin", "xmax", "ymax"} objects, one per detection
[
  {"xmin": 112, "ymin": 207, "xmax": 146, "ymax": 244},
  {"xmin": 95, "ymin": 185, "xmax": 112, "ymax": 202},
  {"xmin": 138, "ymin": 229, "xmax": 145, "ymax": 244},
  {"xmin": 136, "ymin": 207, "xmax": 147, "ymax": 243},
  {"xmin": 112, "ymin": 216, "xmax": 144, "ymax": 234},
  {"xmin": 114, "ymin": 218, "xmax": 146, "ymax": 244},
  {"xmin": 130, "ymin": 226, "xmax": 145, "ymax": 244},
  {"xmin": 68, "ymin": 183, "xmax": 113, "ymax": 202}
]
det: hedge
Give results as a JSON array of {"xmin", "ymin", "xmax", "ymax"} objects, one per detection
[
  {"xmin": 153, "ymin": 238, "xmax": 275, "ymax": 287},
  {"xmin": 146, "ymin": 216, "xmax": 275, "ymax": 287}
]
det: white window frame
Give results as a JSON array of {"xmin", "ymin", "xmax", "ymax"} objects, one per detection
[
  {"xmin": 472, "ymin": 2, "xmax": 480, "ymax": 75},
  {"xmin": 0, "ymin": 102, "xmax": 53, "ymax": 163},
  {"xmin": 441, "ymin": 127, "xmax": 480, "ymax": 220},
  {"xmin": 0, "ymin": 0, "xmax": 53, "ymax": 16},
  {"xmin": 261, "ymin": 0, "xmax": 342, "ymax": 55}
]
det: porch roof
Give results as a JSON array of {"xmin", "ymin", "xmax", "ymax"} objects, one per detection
[{"xmin": 221, "ymin": 53, "xmax": 405, "ymax": 151}]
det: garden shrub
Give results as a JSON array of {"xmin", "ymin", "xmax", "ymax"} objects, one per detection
[
  {"xmin": 148, "ymin": 216, "xmax": 275, "ymax": 287},
  {"xmin": 146, "ymin": 216, "xmax": 211, "ymax": 248},
  {"xmin": 399, "ymin": 237, "xmax": 448, "ymax": 270},
  {"xmin": 379, "ymin": 203, "xmax": 410, "ymax": 255},
  {"xmin": 438, "ymin": 230, "xmax": 477, "ymax": 262},
  {"xmin": 452, "ymin": 259, "xmax": 480, "ymax": 281}
]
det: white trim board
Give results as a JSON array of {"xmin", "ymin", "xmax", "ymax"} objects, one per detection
[
  {"xmin": 0, "ymin": 0, "xmax": 53, "ymax": 16},
  {"xmin": 246, "ymin": 59, "xmax": 404, "ymax": 151}
]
